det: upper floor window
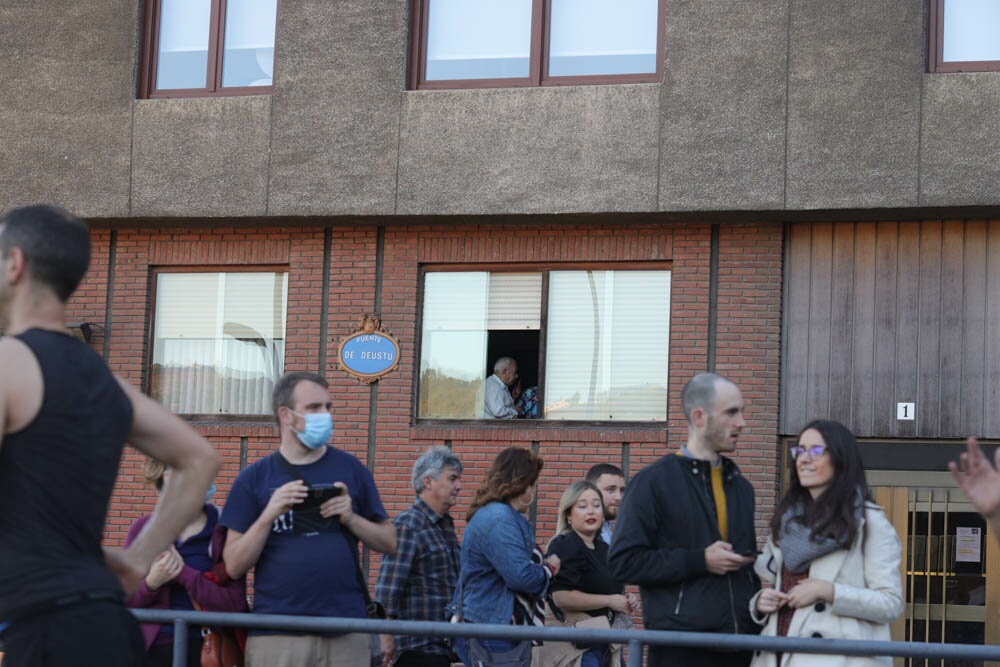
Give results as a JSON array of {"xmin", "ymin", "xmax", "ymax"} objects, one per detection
[
  {"xmin": 930, "ymin": 0, "xmax": 1000, "ymax": 72},
  {"xmin": 139, "ymin": 0, "xmax": 278, "ymax": 98},
  {"xmin": 418, "ymin": 267, "xmax": 670, "ymax": 422},
  {"xmin": 150, "ymin": 270, "xmax": 288, "ymax": 415},
  {"xmin": 408, "ymin": 0, "xmax": 665, "ymax": 89}
]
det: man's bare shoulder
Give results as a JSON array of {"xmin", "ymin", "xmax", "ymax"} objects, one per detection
[
  {"xmin": 0, "ymin": 336, "xmax": 40, "ymax": 382},
  {"xmin": 0, "ymin": 336, "xmax": 44, "ymax": 433}
]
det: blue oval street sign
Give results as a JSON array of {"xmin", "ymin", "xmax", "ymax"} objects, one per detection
[{"xmin": 338, "ymin": 331, "xmax": 400, "ymax": 383}]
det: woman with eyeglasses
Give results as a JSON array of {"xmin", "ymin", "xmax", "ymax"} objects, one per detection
[{"xmin": 749, "ymin": 419, "xmax": 902, "ymax": 667}]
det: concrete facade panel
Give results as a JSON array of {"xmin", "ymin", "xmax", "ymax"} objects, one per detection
[
  {"xmin": 0, "ymin": 1, "xmax": 138, "ymax": 66},
  {"xmin": 0, "ymin": 110, "xmax": 133, "ymax": 217},
  {"xmin": 131, "ymin": 96, "xmax": 271, "ymax": 217},
  {"xmin": 920, "ymin": 74, "xmax": 1000, "ymax": 206},
  {"xmin": 785, "ymin": 0, "xmax": 923, "ymax": 209},
  {"xmin": 265, "ymin": 0, "xmax": 405, "ymax": 216},
  {"xmin": 0, "ymin": 0, "xmax": 138, "ymax": 215},
  {"xmin": 396, "ymin": 85, "xmax": 660, "ymax": 215},
  {"xmin": 658, "ymin": 0, "xmax": 788, "ymax": 211}
]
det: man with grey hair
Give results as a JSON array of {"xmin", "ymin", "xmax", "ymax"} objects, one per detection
[
  {"xmin": 376, "ymin": 446, "xmax": 463, "ymax": 666},
  {"xmin": 484, "ymin": 356, "xmax": 520, "ymax": 418},
  {"xmin": 609, "ymin": 372, "xmax": 759, "ymax": 667}
]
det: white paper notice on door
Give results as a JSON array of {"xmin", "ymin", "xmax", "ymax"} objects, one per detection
[{"xmin": 956, "ymin": 527, "xmax": 982, "ymax": 563}]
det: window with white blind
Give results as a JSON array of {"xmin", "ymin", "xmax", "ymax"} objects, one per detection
[
  {"xmin": 150, "ymin": 271, "xmax": 288, "ymax": 415},
  {"xmin": 417, "ymin": 268, "xmax": 670, "ymax": 421}
]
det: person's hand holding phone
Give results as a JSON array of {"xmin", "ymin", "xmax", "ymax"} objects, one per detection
[
  {"xmin": 320, "ymin": 482, "xmax": 352, "ymax": 522},
  {"xmin": 705, "ymin": 541, "xmax": 754, "ymax": 575}
]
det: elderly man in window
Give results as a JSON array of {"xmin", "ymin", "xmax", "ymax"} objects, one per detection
[{"xmin": 484, "ymin": 356, "xmax": 521, "ymax": 419}]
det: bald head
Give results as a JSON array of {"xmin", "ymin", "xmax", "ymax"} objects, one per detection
[{"xmin": 682, "ymin": 372, "xmax": 733, "ymax": 423}]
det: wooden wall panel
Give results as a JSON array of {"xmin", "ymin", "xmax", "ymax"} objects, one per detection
[
  {"xmin": 895, "ymin": 222, "xmax": 920, "ymax": 439},
  {"xmin": 828, "ymin": 223, "xmax": 856, "ymax": 421},
  {"xmin": 873, "ymin": 222, "xmax": 899, "ymax": 435},
  {"xmin": 963, "ymin": 221, "xmax": 988, "ymax": 436},
  {"xmin": 939, "ymin": 221, "xmax": 965, "ymax": 436},
  {"xmin": 987, "ymin": 221, "xmax": 1000, "ymax": 435},
  {"xmin": 781, "ymin": 224, "xmax": 812, "ymax": 428},
  {"xmin": 916, "ymin": 222, "xmax": 942, "ymax": 436},
  {"xmin": 851, "ymin": 223, "xmax": 878, "ymax": 434},
  {"xmin": 807, "ymin": 223, "xmax": 834, "ymax": 421},
  {"xmin": 782, "ymin": 219, "xmax": 1000, "ymax": 438}
]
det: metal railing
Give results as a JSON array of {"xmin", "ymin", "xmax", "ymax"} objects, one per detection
[{"xmin": 132, "ymin": 608, "xmax": 1000, "ymax": 667}]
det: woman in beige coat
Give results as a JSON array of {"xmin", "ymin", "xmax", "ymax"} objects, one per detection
[{"xmin": 750, "ymin": 419, "xmax": 903, "ymax": 667}]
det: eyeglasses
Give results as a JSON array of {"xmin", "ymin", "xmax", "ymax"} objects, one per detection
[{"xmin": 790, "ymin": 444, "xmax": 827, "ymax": 459}]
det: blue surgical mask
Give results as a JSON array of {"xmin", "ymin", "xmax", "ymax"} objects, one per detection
[
  {"xmin": 204, "ymin": 483, "xmax": 217, "ymax": 504},
  {"xmin": 290, "ymin": 410, "xmax": 333, "ymax": 450}
]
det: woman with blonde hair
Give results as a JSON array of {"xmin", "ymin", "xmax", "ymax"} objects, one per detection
[
  {"xmin": 451, "ymin": 447, "xmax": 560, "ymax": 667},
  {"xmin": 750, "ymin": 419, "xmax": 902, "ymax": 667},
  {"xmin": 125, "ymin": 458, "xmax": 247, "ymax": 667},
  {"xmin": 535, "ymin": 480, "xmax": 637, "ymax": 667}
]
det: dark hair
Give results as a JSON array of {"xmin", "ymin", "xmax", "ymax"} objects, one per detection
[
  {"xmin": 585, "ymin": 463, "xmax": 624, "ymax": 483},
  {"xmin": 681, "ymin": 372, "xmax": 730, "ymax": 423},
  {"xmin": 271, "ymin": 371, "xmax": 328, "ymax": 426},
  {"xmin": 770, "ymin": 419, "xmax": 871, "ymax": 545},
  {"xmin": 0, "ymin": 204, "xmax": 91, "ymax": 302},
  {"xmin": 467, "ymin": 447, "xmax": 543, "ymax": 521}
]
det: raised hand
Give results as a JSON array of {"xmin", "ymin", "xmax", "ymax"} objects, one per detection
[{"xmin": 950, "ymin": 437, "xmax": 1000, "ymax": 523}]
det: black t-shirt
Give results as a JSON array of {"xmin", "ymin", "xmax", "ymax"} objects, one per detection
[{"xmin": 546, "ymin": 531, "xmax": 623, "ymax": 618}]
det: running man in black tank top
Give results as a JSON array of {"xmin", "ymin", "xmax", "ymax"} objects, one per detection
[{"xmin": 0, "ymin": 205, "xmax": 219, "ymax": 667}]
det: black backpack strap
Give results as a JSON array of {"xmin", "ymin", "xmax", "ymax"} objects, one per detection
[{"xmin": 271, "ymin": 450, "xmax": 301, "ymax": 480}]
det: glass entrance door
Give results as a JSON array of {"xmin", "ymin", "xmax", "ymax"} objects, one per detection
[{"xmin": 871, "ymin": 471, "xmax": 998, "ymax": 667}]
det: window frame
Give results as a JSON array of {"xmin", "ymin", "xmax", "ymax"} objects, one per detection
[
  {"xmin": 407, "ymin": 0, "xmax": 667, "ymax": 90},
  {"xmin": 413, "ymin": 261, "xmax": 672, "ymax": 427},
  {"xmin": 146, "ymin": 265, "xmax": 289, "ymax": 423},
  {"xmin": 929, "ymin": 0, "xmax": 1000, "ymax": 73},
  {"xmin": 138, "ymin": 0, "xmax": 278, "ymax": 99}
]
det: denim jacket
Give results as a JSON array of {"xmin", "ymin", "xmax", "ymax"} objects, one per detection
[{"xmin": 452, "ymin": 501, "xmax": 550, "ymax": 625}]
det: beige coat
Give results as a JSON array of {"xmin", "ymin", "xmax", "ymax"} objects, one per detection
[{"xmin": 749, "ymin": 503, "xmax": 903, "ymax": 667}]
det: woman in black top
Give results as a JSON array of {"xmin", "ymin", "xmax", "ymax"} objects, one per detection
[{"xmin": 538, "ymin": 480, "xmax": 639, "ymax": 667}]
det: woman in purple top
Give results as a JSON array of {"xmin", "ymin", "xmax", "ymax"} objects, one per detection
[{"xmin": 125, "ymin": 458, "xmax": 247, "ymax": 667}]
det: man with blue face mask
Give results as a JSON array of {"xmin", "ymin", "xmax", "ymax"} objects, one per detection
[{"xmin": 221, "ymin": 371, "xmax": 397, "ymax": 666}]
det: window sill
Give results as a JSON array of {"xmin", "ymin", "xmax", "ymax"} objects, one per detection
[
  {"xmin": 179, "ymin": 414, "xmax": 275, "ymax": 427},
  {"xmin": 411, "ymin": 420, "xmax": 669, "ymax": 444}
]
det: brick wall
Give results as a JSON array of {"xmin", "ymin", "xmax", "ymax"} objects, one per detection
[{"xmin": 84, "ymin": 220, "xmax": 783, "ymax": 551}]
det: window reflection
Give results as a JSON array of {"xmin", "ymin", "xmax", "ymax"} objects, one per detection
[
  {"xmin": 222, "ymin": 0, "xmax": 277, "ymax": 87},
  {"xmin": 943, "ymin": 0, "xmax": 1000, "ymax": 62},
  {"xmin": 156, "ymin": 0, "xmax": 212, "ymax": 89},
  {"xmin": 548, "ymin": 0, "xmax": 658, "ymax": 76},
  {"xmin": 425, "ymin": 0, "xmax": 532, "ymax": 80}
]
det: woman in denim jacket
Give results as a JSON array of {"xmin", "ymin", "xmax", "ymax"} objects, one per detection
[{"xmin": 452, "ymin": 447, "xmax": 560, "ymax": 665}]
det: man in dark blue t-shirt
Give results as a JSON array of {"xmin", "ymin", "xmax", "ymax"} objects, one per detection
[{"xmin": 222, "ymin": 371, "xmax": 397, "ymax": 666}]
